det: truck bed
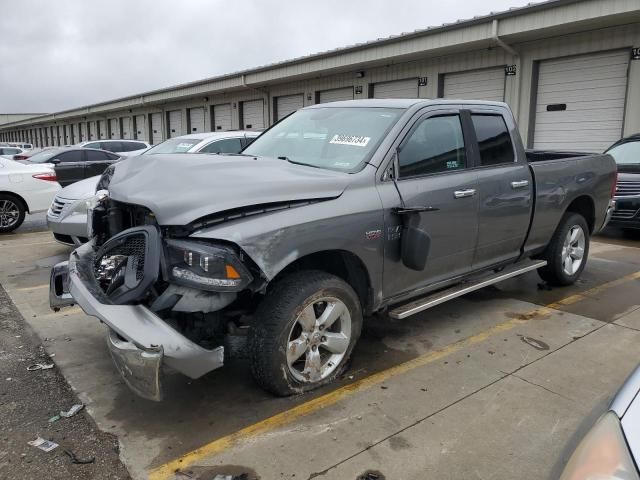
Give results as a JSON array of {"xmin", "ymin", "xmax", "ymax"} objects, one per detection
[{"xmin": 524, "ymin": 152, "xmax": 616, "ymax": 254}]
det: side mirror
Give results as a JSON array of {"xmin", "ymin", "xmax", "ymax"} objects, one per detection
[{"xmin": 49, "ymin": 158, "xmax": 61, "ymax": 165}]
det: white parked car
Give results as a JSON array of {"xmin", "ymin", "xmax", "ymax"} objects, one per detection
[
  {"xmin": 47, "ymin": 131, "xmax": 259, "ymax": 245},
  {"xmin": 76, "ymin": 139, "xmax": 150, "ymax": 156},
  {"xmin": 0, "ymin": 157, "xmax": 61, "ymax": 232},
  {"xmin": 0, "ymin": 146, "xmax": 25, "ymax": 159},
  {"xmin": 143, "ymin": 130, "xmax": 260, "ymax": 155}
]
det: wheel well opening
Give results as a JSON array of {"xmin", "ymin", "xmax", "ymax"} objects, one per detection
[
  {"xmin": 566, "ymin": 196, "xmax": 595, "ymax": 233},
  {"xmin": 0, "ymin": 191, "xmax": 29, "ymax": 213},
  {"xmin": 272, "ymin": 250, "xmax": 373, "ymax": 314}
]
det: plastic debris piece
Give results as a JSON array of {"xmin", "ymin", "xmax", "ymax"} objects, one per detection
[
  {"xmin": 27, "ymin": 363, "xmax": 54, "ymax": 371},
  {"xmin": 64, "ymin": 449, "xmax": 95, "ymax": 464},
  {"xmin": 28, "ymin": 437, "xmax": 59, "ymax": 452},
  {"xmin": 48, "ymin": 415, "xmax": 61, "ymax": 423},
  {"xmin": 60, "ymin": 404, "xmax": 84, "ymax": 418}
]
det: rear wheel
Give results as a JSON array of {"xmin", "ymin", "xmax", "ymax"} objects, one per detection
[
  {"xmin": 0, "ymin": 194, "xmax": 25, "ymax": 233},
  {"xmin": 538, "ymin": 213, "xmax": 589, "ymax": 286},
  {"xmin": 249, "ymin": 270, "xmax": 362, "ymax": 396}
]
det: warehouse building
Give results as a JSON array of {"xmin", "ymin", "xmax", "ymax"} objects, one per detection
[{"xmin": 1, "ymin": 0, "xmax": 639, "ymax": 153}]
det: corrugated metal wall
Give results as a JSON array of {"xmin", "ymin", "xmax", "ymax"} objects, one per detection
[{"xmin": 2, "ymin": 19, "xmax": 638, "ymax": 148}]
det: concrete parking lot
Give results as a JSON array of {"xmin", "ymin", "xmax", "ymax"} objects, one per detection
[{"xmin": 1, "ymin": 219, "xmax": 639, "ymax": 480}]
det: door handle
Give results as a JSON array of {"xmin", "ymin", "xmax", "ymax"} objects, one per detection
[
  {"xmin": 453, "ymin": 189, "xmax": 476, "ymax": 199},
  {"xmin": 511, "ymin": 180, "xmax": 529, "ymax": 189}
]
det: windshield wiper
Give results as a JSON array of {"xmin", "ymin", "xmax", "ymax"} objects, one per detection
[{"xmin": 277, "ymin": 156, "xmax": 320, "ymax": 169}]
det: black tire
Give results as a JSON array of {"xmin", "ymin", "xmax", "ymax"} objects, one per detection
[
  {"xmin": 249, "ymin": 270, "xmax": 363, "ymax": 396},
  {"xmin": 0, "ymin": 193, "xmax": 26, "ymax": 233},
  {"xmin": 538, "ymin": 212, "xmax": 590, "ymax": 286}
]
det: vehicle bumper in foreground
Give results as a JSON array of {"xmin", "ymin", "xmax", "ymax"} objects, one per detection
[{"xmin": 49, "ymin": 241, "xmax": 224, "ymax": 401}]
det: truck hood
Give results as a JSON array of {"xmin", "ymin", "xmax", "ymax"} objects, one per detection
[{"xmin": 107, "ymin": 154, "xmax": 351, "ymax": 225}]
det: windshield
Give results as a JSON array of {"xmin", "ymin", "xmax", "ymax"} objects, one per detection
[
  {"xmin": 144, "ymin": 138, "xmax": 201, "ymax": 155},
  {"xmin": 27, "ymin": 148, "xmax": 63, "ymax": 163},
  {"xmin": 606, "ymin": 141, "xmax": 640, "ymax": 165},
  {"xmin": 243, "ymin": 107, "xmax": 404, "ymax": 172}
]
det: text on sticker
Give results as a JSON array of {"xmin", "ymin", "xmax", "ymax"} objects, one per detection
[{"xmin": 329, "ymin": 134, "xmax": 371, "ymax": 147}]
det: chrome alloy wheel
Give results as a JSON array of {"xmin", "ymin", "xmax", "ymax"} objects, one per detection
[
  {"xmin": 0, "ymin": 199, "xmax": 20, "ymax": 229},
  {"xmin": 286, "ymin": 297, "xmax": 352, "ymax": 383},
  {"xmin": 561, "ymin": 225, "xmax": 585, "ymax": 276}
]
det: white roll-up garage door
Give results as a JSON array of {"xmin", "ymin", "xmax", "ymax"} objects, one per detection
[
  {"xmin": 319, "ymin": 87, "xmax": 354, "ymax": 103},
  {"xmin": 134, "ymin": 115, "xmax": 146, "ymax": 141},
  {"xmin": 241, "ymin": 99, "xmax": 264, "ymax": 130},
  {"xmin": 212, "ymin": 104, "xmax": 232, "ymax": 131},
  {"xmin": 150, "ymin": 113, "xmax": 163, "ymax": 144},
  {"xmin": 275, "ymin": 94, "xmax": 304, "ymax": 121},
  {"xmin": 188, "ymin": 107, "xmax": 205, "ymax": 133},
  {"xmin": 89, "ymin": 121, "xmax": 97, "ymax": 140},
  {"xmin": 121, "ymin": 117, "xmax": 132, "ymax": 139},
  {"xmin": 533, "ymin": 50, "xmax": 629, "ymax": 153},
  {"xmin": 443, "ymin": 67, "xmax": 505, "ymax": 102},
  {"xmin": 109, "ymin": 119, "xmax": 119, "ymax": 138},
  {"xmin": 80, "ymin": 123, "xmax": 87, "ymax": 142},
  {"xmin": 98, "ymin": 120, "xmax": 107, "ymax": 139},
  {"xmin": 71, "ymin": 124, "xmax": 78, "ymax": 144},
  {"xmin": 372, "ymin": 78, "xmax": 418, "ymax": 99},
  {"xmin": 168, "ymin": 110, "xmax": 182, "ymax": 138}
]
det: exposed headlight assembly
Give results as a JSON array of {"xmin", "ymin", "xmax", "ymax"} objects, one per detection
[
  {"xmin": 560, "ymin": 411, "xmax": 639, "ymax": 480},
  {"xmin": 164, "ymin": 239, "xmax": 252, "ymax": 292}
]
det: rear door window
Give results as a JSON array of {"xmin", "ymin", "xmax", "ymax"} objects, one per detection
[
  {"xmin": 57, "ymin": 150, "xmax": 84, "ymax": 162},
  {"xmin": 471, "ymin": 114, "xmax": 515, "ymax": 166},
  {"xmin": 101, "ymin": 141, "xmax": 122, "ymax": 152},
  {"xmin": 398, "ymin": 115, "xmax": 467, "ymax": 178},
  {"xmin": 199, "ymin": 138, "xmax": 243, "ymax": 154},
  {"xmin": 83, "ymin": 142, "xmax": 101, "ymax": 149},
  {"xmin": 86, "ymin": 150, "xmax": 112, "ymax": 161}
]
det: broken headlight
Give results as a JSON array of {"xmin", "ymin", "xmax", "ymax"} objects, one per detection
[{"xmin": 164, "ymin": 239, "xmax": 252, "ymax": 292}]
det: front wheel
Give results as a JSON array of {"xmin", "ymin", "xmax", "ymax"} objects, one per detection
[
  {"xmin": 538, "ymin": 213, "xmax": 589, "ymax": 286},
  {"xmin": 249, "ymin": 270, "xmax": 362, "ymax": 396},
  {"xmin": 0, "ymin": 194, "xmax": 26, "ymax": 233}
]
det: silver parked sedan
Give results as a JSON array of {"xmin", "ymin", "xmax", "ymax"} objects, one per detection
[
  {"xmin": 560, "ymin": 365, "xmax": 640, "ymax": 479},
  {"xmin": 47, "ymin": 176, "xmax": 99, "ymax": 245}
]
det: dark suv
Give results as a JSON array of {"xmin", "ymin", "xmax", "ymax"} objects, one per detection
[{"xmin": 606, "ymin": 134, "xmax": 640, "ymax": 231}]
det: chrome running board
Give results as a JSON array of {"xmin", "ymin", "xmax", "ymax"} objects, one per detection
[{"xmin": 389, "ymin": 259, "xmax": 547, "ymax": 320}]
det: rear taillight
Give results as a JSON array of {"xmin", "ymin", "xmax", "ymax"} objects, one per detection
[
  {"xmin": 32, "ymin": 173, "xmax": 58, "ymax": 182},
  {"xmin": 13, "ymin": 155, "xmax": 29, "ymax": 160}
]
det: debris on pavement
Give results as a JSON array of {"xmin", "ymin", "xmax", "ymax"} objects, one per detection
[
  {"xmin": 357, "ymin": 471, "xmax": 385, "ymax": 480},
  {"xmin": 64, "ymin": 449, "xmax": 96, "ymax": 465},
  {"xmin": 519, "ymin": 336, "xmax": 550, "ymax": 351},
  {"xmin": 27, "ymin": 363, "xmax": 54, "ymax": 371},
  {"xmin": 28, "ymin": 437, "xmax": 59, "ymax": 452},
  {"xmin": 48, "ymin": 415, "xmax": 61, "ymax": 423},
  {"xmin": 60, "ymin": 403, "xmax": 84, "ymax": 418}
]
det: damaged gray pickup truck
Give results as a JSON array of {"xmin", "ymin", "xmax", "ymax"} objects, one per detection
[{"xmin": 50, "ymin": 99, "xmax": 617, "ymax": 401}]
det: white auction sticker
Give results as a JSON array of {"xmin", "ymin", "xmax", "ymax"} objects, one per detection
[{"xmin": 329, "ymin": 134, "xmax": 371, "ymax": 147}]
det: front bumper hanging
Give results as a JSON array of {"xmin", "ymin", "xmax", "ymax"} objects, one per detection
[{"xmin": 49, "ymin": 233, "xmax": 225, "ymax": 401}]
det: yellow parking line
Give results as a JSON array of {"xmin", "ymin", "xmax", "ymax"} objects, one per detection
[
  {"xmin": 14, "ymin": 284, "xmax": 49, "ymax": 292},
  {"xmin": 148, "ymin": 270, "xmax": 640, "ymax": 479}
]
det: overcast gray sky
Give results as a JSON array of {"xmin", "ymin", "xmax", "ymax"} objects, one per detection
[{"xmin": 0, "ymin": 0, "xmax": 532, "ymax": 113}]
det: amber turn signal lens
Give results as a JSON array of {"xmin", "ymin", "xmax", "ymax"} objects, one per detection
[{"xmin": 225, "ymin": 264, "xmax": 241, "ymax": 279}]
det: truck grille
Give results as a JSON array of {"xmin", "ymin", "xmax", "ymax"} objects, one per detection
[
  {"xmin": 611, "ymin": 208, "xmax": 639, "ymax": 220},
  {"xmin": 48, "ymin": 196, "xmax": 73, "ymax": 218},
  {"xmin": 615, "ymin": 181, "xmax": 640, "ymax": 197}
]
